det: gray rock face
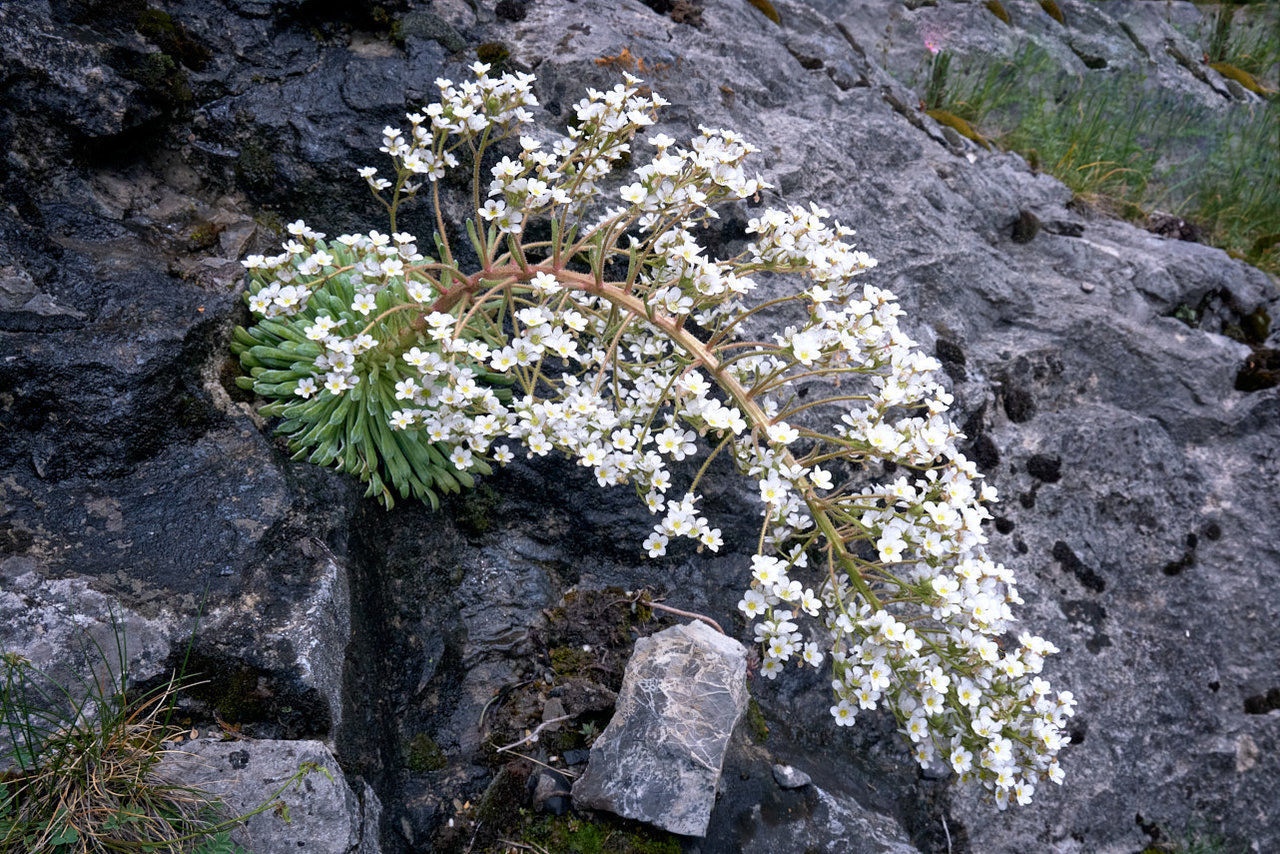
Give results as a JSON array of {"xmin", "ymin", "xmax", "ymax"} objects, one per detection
[
  {"xmin": 740, "ymin": 784, "xmax": 925, "ymax": 854},
  {"xmin": 572, "ymin": 621, "xmax": 748, "ymax": 836},
  {"xmin": 161, "ymin": 738, "xmax": 380, "ymax": 854},
  {"xmin": 2, "ymin": 0, "xmax": 1278, "ymax": 851}
]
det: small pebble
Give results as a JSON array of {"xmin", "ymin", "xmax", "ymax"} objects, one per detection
[
  {"xmin": 1081, "ymin": 282, "xmax": 1096, "ymax": 293},
  {"xmin": 772, "ymin": 763, "xmax": 812, "ymax": 789}
]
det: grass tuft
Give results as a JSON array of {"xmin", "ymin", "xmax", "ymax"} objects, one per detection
[
  {"xmin": 1, "ymin": 627, "xmax": 246, "ymax": 853},
  {"xmin": 906, "ymin": 16, "xmax": 1280, "ymax": 275}
]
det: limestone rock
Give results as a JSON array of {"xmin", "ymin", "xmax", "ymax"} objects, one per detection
[
  {"xmin": 702, "ymin": 736, "xmax": 922, "ymax": 854},
  {"xmin": 738, "ymin": 784, "xmax": 924, "ymax": 854},
  {"xmin": 572, "ymin": 621, "xmax": 748, "ymax": 837},
  {"xmin": 161, "ymin": 738, "xmax": 380, "ymax": 854},
  {"xmin": 2, "ymin": 0, "xmax": 1278, "ymax": 851}
]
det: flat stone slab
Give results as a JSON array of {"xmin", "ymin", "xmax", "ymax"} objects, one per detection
[
  {"xmin": 160, "ymin": 738, "xmax": 379, "ymax": 854},
  {"xmin": 572, "ymin": 620, "xmax": 748, "ymax": 837}
]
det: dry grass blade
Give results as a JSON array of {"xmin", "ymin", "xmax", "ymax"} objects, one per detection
[{"xmin": 2, "ymin": 630, "xmax": 236, "ymax": 854}]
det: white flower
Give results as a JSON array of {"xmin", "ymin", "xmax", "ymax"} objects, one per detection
[
  {"xmin": 950, "ymin": 747, "xmax": 973, "ymax": 775},
  {"xmin": 750, "ymin": 554, "xmax": 785, "ymax": 587},
  {"xmin": 738, "ymin": 590, "xmax": 767, "ymax": 619},
  {"xmin": 449, "ymin": 446, "xmax": 474, "ymax": 470},
  {"xmin": 642, "ymin": 531, "xmax": 669, "ymax": 558},
  {"xmin": 699, "ymin": 527, "xmax": 723, "ymax": 551},
  {"xmin": 808, "ymin": 467, "xmax": 833, "ymax": 491},
  {"xmin": 766, "ymin": 422, "xmax": 799, "ymax": 445}
]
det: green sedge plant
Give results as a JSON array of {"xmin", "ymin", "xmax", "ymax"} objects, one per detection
[
  {"xmin": 1, "ymin": 628, "xmax": 234, "ymax": 853},
  {"xmin": 1, "ymin": 622, "xmax": 318, "ymax": 852},
  {"xmin": 233, "ymin": 64, "xmax": 1074, "ymax": 807},
  {"xmin": 907, "ymin": 35, "xmax": 1278, "ymax": 274}
]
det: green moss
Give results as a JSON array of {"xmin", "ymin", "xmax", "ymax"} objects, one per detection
[
  {"xmin": 474, "ymin": 762, "xmax": 531, "ymax": 829},
  {"xmin": 925, "ymin": 108, "xmax": 993, "ymax": 150},
  {"xmin": 1038, "ymin": 0, "xmax": 1064, "ymax": 25},
  {"xmin": 136, "ymin": 8, "xmax": 176, "ymax": 39},
  {"xmin": 744, "ymin": 697, "xmax": 769, "ymax": 743},
  {"xmin": 745, "ymin": 0, "xmax": 781, "ymax": 25},
  {"xmin": 405, "ymin": 733, "xmax": 447, "ymax": 772},
  {"xmin": 476, "ymin": 42, "xmax": 510, "ymax": 68},
  {"xmin": 457, "ymin": 482, "xmax": 500, "ymax": 536},
  {"xmin": 185, "ymin": 221, "xmax": 225, "ymax": 252},
  {"xmin": 1240, "ymin": 305, "xmax": 1271, "ymax": 344},
  {"xmin": 1208, "ymin": 61, "xmax": 1275, "ymax": 98},
  {"xmin": 128, "ymin": 52, "xmax": 193, "ymax": 108},
  {"xmin": 253, "ymin": 210, "xmax": 285, "ymax": 236},
  {"xmin": 984, "ymin": 0, "xmax": 1010, "ymax": 26},
  {"xmin": 511, "ymin": 812, "xmax": 681, "ymax": 854},
  {"xmin": 550, "ymin": 645, "xmax": 596, "ymax": 678},
  {"xmin": 135, "ymin": 6, "xmax": 211, "ymax": 71},
  {"xmin": 236, "ymin": 142, "xmax": 277, "ymax": 193}
]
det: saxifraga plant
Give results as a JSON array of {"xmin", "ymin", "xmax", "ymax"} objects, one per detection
[{"xmin": 234, "ymin": 65, "xmax": 1074, "ymax": 807}]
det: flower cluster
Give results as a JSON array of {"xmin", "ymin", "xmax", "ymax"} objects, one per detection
[{"xmin": 233, "ymin": 63, "xmax": 1072, "ymax": 805}]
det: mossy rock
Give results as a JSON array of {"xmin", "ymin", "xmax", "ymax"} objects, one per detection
[
  {"xmin": 235, "ymin": 142, "xmax": 277, "ymax": 192},
  {"xmin": 542, "ymin": 588, "xmax": 670, "ymax": 689},
  {"xmin": 405, "ymin": 733, "xmax": 447, "ymax": 772},
  {"xmin": 985, "ymin": 0, "xmax": 1010, "ymax": 26},
  {"xmin": 136, "ymin": 8, "xmax": 176, "ymax": 39},
  {"xmin": 476, "ymin": 42, "xmax": 510, "ymax": 68},
  {"xmin": 925, "ymin": 108, "xmax": 992, "ymax": 150},
  {"xmin": 744, "ymin": 697, "xmax": 769, "ymax": 743},
  {"xmin": 457, "ymin": 482, "xmax": 501, "ymax": 536},
  {"xmin": 1208, "ymin": 61, "xmax": 1276, "ymax": 98},
  {"xmin": 126, "ymin": 52, "xmax": 193, "ymax": 108},
  {"xmin": 1038, "ymin": 0, "xmax": 1064, "ymax": 25},
  {"xmin": 135, "ymin": 6, "xmax": 211, "ymax": 70},
  {"xmin": 508, "ymin": 811, "xmax": 682, "ymax": 854},
  {"xmin": 550, "ymin": 645, "xmax": 597, "ymax": 679},
  {"xmin": 746, "ymin": 0, "xmax": 781, "ymax": 25}
]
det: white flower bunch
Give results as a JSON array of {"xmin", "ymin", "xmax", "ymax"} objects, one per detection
[{"xmin": 235, "ymin": 63, "xmax": 1072, "ymax": 805}]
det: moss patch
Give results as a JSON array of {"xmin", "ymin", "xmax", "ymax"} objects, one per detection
[
  {"xmin": 925, "ymin": 108, "xmax": 992, "ymax": 149},
  {"xmin": 744, "ymin": 697, "xmax": 769, "ymax": 743},
  {"xmin": 405, "ymin": 733, "xmax": 446, "ymax": 772},
  {"xmin": 985, "ymin": 0, "xmax": 1010, "ymax": 26},
  {"xmin": 1209, "ymin": 61, "xmax": 1276, "ymax": 98},
  {"xmin": 541, "ymin": 588, "xmax": 671, "ymax": 691},
  {"xmin": 125, "ymin": 52, "xmax": 193, "ymax": 109},
  {"xmin": 478, "ymin": 588, "xmax": 673, "ymax": 767},
  {"xmin": 476, "ymin": 42, "xmax": 510, "ymax": 69},
  {"xmin": 457, "ymin": 482, "xmax": 501, "ymax": 536},
  {"xmin": 508, "ymin": 811, "xmax": 682, "ymax": 854},
  {"xmin": 550, "ymin": 645, "xmax": 597, "ymax": 679},
  {"xmin": 1038, "ymin": 0, "xmax": 1064, "ymax": 25},
  {"xmin": 235, "ymin": 142, "xmax": 277, "ymax": 194},
  {"xmin": 136, "ymin": 7, "xmax": 210, "ymax": 70}
]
